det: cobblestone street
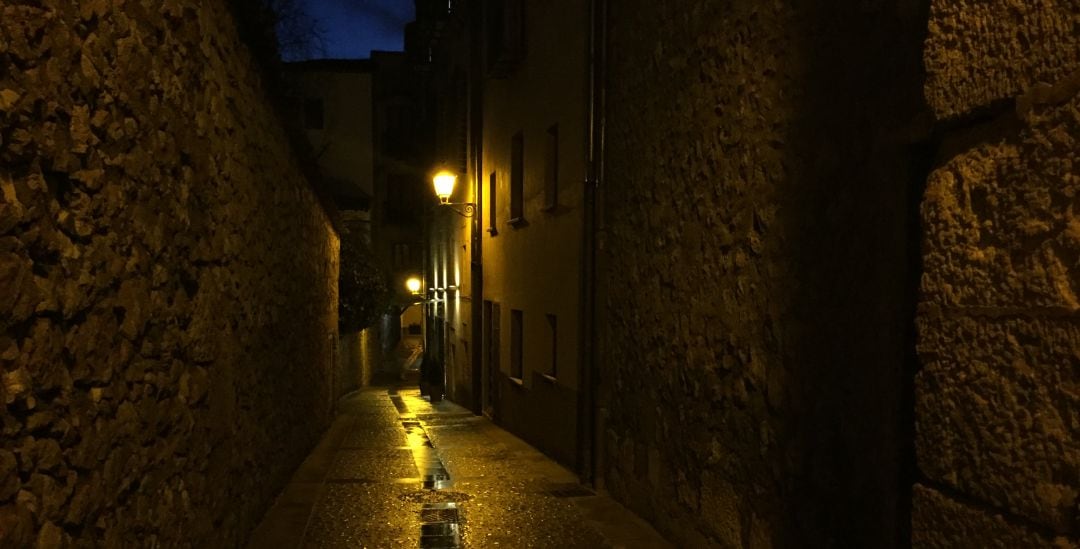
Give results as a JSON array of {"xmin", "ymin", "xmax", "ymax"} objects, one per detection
[{"xmin": 248, "ymin": 388, "xmax": 671, "ymax": 548}]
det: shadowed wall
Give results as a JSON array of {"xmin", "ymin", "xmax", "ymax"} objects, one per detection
[
  {"xmin": 0, "ymin": 1, "xmax": 339, "ymax": 546},
  {"xmin": 601, "ymin": 0, "xmax": 1080, "ymax": 547},
  {"xmin": 600, "ymin": 1, "xmax": 928, "ymax": 546}
]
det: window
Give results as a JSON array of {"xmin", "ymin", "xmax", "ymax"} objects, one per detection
[
  {"xmin": 488, "ymin": 172, "xmax": 497, "ymax": 234},
  {"xmin": 303, "ymin": 98, "xmax": 324, "ymax": 130},
  {"xmin": 544, "ymin": 124, "xmax": 558, "ymax": 210},
  {"xmin": 545, "ymin": 314, "xmax": 557, "ymax": 378},
  {"xmin": 510, "ymin": 309, "xmax": 523, "ymax": 380},
  {"xmin": 485, "ymin": 0, "xmax": 524, "ymax": 77},
  {"xmin": 510, "ymin": 132, "xmax": 524, "ymax": 223}
]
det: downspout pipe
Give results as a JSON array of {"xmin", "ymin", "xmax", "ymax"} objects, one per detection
[
  {"xmin": 469, "ymin": 0, "xmax": 485, "ymax": 416},
  {"xmin": 579, "ymin": 0, "xmax": 607, "ymax": 487}
]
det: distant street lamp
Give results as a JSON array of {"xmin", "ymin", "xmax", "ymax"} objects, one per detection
[
  {"xmin": 406, "ymin": 276, "xmax": 422, "ymax": 295},
  {"xmin": 432, "ymin": 169, "xmax": 475, "ymax": 217}
]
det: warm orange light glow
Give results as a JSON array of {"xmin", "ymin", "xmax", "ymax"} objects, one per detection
[
  {"xmin": 405, "ymin": 276, "xmax": 422, "ymax": 294},
  {"xmin": 433, "ymin": 170, "xmax": 457, "ymax": 203}
]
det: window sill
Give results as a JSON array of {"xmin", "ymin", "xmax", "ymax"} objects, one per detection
[
  {"xmin": 539, "ymin": 373, "xmax": 557, "ymax": 384},
  {"xmin": 541, "ymin": 203, "xmax": 559, "ymax": 213},
  {"xmin": 509, "ymin": 377, "xmax": 525, "ymax": 388},
  {"xmin": 508, "ymin": 217, "xmax": 528, "ymax": 228}
]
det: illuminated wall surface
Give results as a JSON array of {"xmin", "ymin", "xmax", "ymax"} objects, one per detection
[
  {"xmin": 478, "ymin": 0, "xmax": 588, "ymax": 467},
  {"xmin": 422, "ymin": 17, "xmax": 472, "ymax": 405},
  {"xmin": 427, "ymin": 215, "xmax": 470, "ymax": 400},
  {"xmin": 914, "ymin": 0, "xmax": 1079, "ymax": 545},
  {"xmin": 602, "ymin": 0, "xmax": 1078, "ymax": 548},
  {"xmin": 422, "ymin": 0, "xmax": 590, "ymax": 466},
  {"xmin": 0, "ymin": 2, "xmax": 340, "ymax": 547}
]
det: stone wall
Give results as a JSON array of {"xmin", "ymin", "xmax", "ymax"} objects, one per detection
[
  {"xmin": 0, "ymin": 1, "xmax": 340, "ymax": 547},
  {"xmin": 600, "ymin": 1, "xmax": 929, "ymax": 547},
  {"xmin": 914, "ymin": 1, "xmax": 1080, "ymax": 546},
  {"xmin": 339, "ymin": 326, "xmax": 380, "ymax": 393}
]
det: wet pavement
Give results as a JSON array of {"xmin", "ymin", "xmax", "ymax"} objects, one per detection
[{"xmin": 248, "ymin": 386, "xmax": 671, "ymax": 548}]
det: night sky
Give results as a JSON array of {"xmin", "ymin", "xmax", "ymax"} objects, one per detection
[{"xmin": 296, "ymin": 0, "xmax": 414, "ymax": 59}]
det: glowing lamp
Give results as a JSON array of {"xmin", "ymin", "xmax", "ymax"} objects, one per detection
[
  {"xmin": 432, "ymin": 171, "xmax": 457, "ymax": 204},
  {"xmin": 405, "ymin": 277, "xmax": 422, "ymax": 294}
]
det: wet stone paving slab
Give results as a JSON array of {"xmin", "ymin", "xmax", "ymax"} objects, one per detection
[
  {"xmin": 252, "ymin": 387, "xmax": 672, "ymax": 549},
  {"xmin": 326, "ymin": 450, "xmax": 420, "ymax": 482}
]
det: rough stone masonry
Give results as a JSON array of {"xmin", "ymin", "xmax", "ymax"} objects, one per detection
[
  {"xmin": 601, "ymin": 0, "xmax": 1079, "ymax": 547},
  {"xmin": 601, "ymin": 0, "xmax": 927, "ymax": 546},
  {"xmin": 0, "ymin": 1, "xmax": 340, "ymax": 547},
  {"xmin": 914, "ymin": 0, "xmax": 1080, "ymax": 546}
]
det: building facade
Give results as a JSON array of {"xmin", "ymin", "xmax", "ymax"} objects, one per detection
[
  {"xmin": 414, "ymin": 0, "xmax": 477, "ymax": 405},
  {"xmin": 370, "ymin": 50, "xmax": 431, "ymax": 298},
  {"xmin": 283, "ymin": 52, "xmax": 433, "ymax": 386},
  {"xmin": 476, "ymin": 0, "xmax": 588, "ymax": 468},
  {"xmin": 368, "ymin": 50, "xmax": 435, "ymax": 374},
  {"xmin": 422, "ymin": 0, "xmax": 591, "ymax": 468},
  {"xmin": 282, "ymin": 60, "xmax": 376, "ymax": 392},
  {"xmin": 282, "ymin": 60, "xmax": 375, "ymax": 215}
]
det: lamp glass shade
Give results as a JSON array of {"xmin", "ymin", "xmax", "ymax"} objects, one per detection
[
  {"xmin": 405, "ymin": 277, "xmax": 422, "ymax": 294},
  {"xmin": 433, "ymin": 171, "xmax": 457, "ymax": 200}
]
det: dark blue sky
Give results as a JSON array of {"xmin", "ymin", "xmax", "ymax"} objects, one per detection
[{"xmin": 297, "ymin": 0, "xmax": 414, "ymax": 59}]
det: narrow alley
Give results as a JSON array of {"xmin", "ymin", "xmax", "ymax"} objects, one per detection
[
  {"xmin": 249, "ymin": 387, "xmax": 669, "ymax": 548},
  {"xmin": 2, "ymin": 0, "xmax": 1078, "ymax": 547}
]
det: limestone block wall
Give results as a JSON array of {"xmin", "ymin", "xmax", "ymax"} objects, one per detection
[
  {"xmin": 914, "ymin": 1, "xmax": 1080, "ymax": 546},
  {"xmin": 0, "ymin": 1, "xmax": 339, "ymax": 547},
  {"xmin": 601, "ymin": 1, "xmax": 927, "ymax": 546}
]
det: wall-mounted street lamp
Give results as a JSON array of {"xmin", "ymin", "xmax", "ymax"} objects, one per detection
[
  {"xmin": 432, "ymin": 170, "xmax": 475, "ymax": 217},
  {"xmin": 405, "ymin": 276, "xmax": 422, "ymax": 295}
]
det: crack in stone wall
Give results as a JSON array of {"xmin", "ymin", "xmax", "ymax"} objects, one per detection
[{"xmin": 0, "ymin": 1, "xmax": 340, "ymax": 546}]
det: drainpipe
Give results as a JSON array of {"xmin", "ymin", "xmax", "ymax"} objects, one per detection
[
  {"xmin": 469, "ymin": 2, "xmax": 485, "ymax": 415},
  {"xmin": 579, "ymin": 0, "xmax": 607, "ymax": 488},
  {"xmin": 422, "ymin": 205, "xmax": 432, "ymax": 396}
]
